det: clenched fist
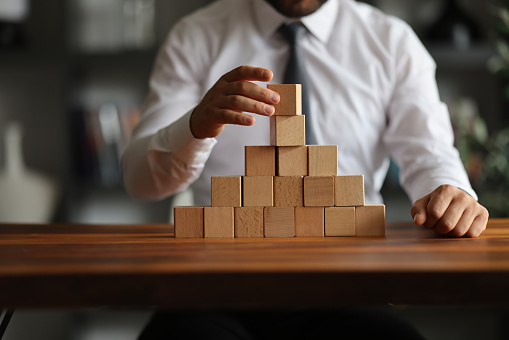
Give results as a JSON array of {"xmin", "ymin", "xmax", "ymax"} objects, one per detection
[{"xmin": 411, "ymin": 185, "xmax": 489, "ymax": 238}]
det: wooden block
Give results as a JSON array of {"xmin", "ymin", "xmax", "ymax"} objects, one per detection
[
  {"xmin": 355, "ymin": 205, "xmax": 386, "ymax": 236},
  {"xmin": 324, "ymin": 207, "xmax": 355, "ymax": 237},
  {"xmin": 270, "ymin": 116, "xmax": 305, "ymax": 146},
  {"xmin": 304, "ymin": 176, "xmax": 334, "ymax": 207},
  {"xmin": 308, "ymin": 145, "xmax": 338, "ymax": 176},
  {"xmin": 274, "ymin": 176, "xmax": 303, "ymax": 207},
  {"xmin": 234, "ymin": 207, "xmax": 264, "ymax": 238},
  {"xmin": 267, "ymin": 84, "xmax": 302, "ymax": 116},
  {"xmin": 204, "ymin": 207, "xmax": 234, "ymax": 238},
  {"xmin": 243, "ymin": 176, "xmax": 273, "ymax": 207},
  {"xmin": 277, "ymin": 146, "xmax": 308, "ymax": 176},
  {"xmin": 295, "ymin": 207, "xmax": 324, "ymax": 237},
  {"xmin": 211, "ymin": 176, "xmax": 242, "ymax": 207},
  {"xmin": 335, "ymin": 175, "xmax": 365, "ymax": 207},
  {"xmin": 174, "ymin": 206, "xmax": 204, "ymax": 238},
  {"xmin": 245, "ymin": 146, "xmax": 276, "ymax": 176},
  {"xmin": 264, "ymin": 207, "xmax": 295, "ymax": 237}
]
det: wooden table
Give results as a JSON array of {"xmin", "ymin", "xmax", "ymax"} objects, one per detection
[{"xmin": 1, "ymin": 219, "xmax": 509, "ymax": 309}]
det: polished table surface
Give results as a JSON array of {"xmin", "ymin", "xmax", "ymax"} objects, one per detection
[{"xmin": 1, "ymin": 219, "xmax": 509, "ymax": 309}]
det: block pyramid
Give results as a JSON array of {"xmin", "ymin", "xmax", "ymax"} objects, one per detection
[{"xmin": 174, "ymin": 84, "xmax": 385, "ymax": 238}]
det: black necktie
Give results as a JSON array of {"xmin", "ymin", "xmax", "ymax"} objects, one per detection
[{"xmin": 279, "ymin": 22, "xmax": 316, "ymax": 145}]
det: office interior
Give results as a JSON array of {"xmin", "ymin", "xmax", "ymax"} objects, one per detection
[{"xmin": 1, "ymin": 0, "xmax": 508, "ymax": 339}]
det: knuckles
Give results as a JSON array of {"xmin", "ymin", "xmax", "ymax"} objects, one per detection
[
  {"xmin": 228, "ymin": 95, "xmax": 243, "ymax": 107},
  {"xmin": 427, "ymin": 206, "xmax": 443, "ymax": 221},
  {"xmin": 479, "ymin": 206, "xmax": 489, "ymax": 220},
  {"xmin": 236, "ymin": 65, "xmax": 250, "ymax": 76},
  {"xmin": 438, "ymin": 184, "xmax": 456, "ymax": 193},
  {"xmin": 236, "ymin": 81, "xmax": 249, "ymax": 93},
  {"xmin": 438, "ymin": 220, "xmax": 455, "ymax": 234}
]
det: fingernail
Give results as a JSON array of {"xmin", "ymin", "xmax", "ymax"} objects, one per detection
[
  {"xmin": 264, "ymin": 105, "xmax": 274, "ymax": 115},
  {"xmin": 271, "ymin": 92, "xmax": 280, "ymax": 103},
  {"xmin": 262, "ymin": 70, "xmax": 271, "ymax": 79},
  {"xmin": 413, "ymin": 213, "xmax": 419, "ymax": 223},
  {"xmin": 245, "ymin": 116, "xmax": 254, "ymax": 125}
]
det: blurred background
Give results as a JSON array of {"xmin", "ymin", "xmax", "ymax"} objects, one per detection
[{"xmin": 1, "ymin": 0, "xmax": 509, "ymax": 339}]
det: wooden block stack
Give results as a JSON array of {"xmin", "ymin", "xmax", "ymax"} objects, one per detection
[{"xmin": 174, "ymin": 84, "xmax": 385, "ymax": 238}]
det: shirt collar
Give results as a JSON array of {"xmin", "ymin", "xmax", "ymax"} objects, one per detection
[{"xmin": 252, "ymin": 0, "xmax": 339, "ymax": 43}]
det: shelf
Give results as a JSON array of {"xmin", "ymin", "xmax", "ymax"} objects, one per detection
[
  {"xmin": 426, "ymin": 43, "xmax": 496, "ymax": 70},
  {"xmin": 0, "ymin": 48, "xmax": 158, "ymax": 70},
  {"xmin": 70, "ymin": 49, "xmax": 158, "ymax": 68},
  {"xmin": 0, "ymin": 48, "xmax": 67, "ymax": 67}
]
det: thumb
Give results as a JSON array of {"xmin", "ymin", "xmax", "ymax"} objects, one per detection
[{"xmin": 411, "ymin": 194, "xmax": 430, "ymax": 226}]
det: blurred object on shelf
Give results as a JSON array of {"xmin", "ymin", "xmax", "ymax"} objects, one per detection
[
  {"xmin": 450, "ymin": 98, "xmax": 487, "ymax": 185},
  {"xmin": 0, "ymin": 0, "xmax": 29, "ymax": 48},
  {"xmin": 69, "ymin": 0, "xmax": 123, "ymax": 52},
  {"xmin": 123, "ymin": 0, "xmax": 155, "ymax": 50},
  {"xmin": 0, "ymin": 122, "xmax": 60, "ymax": 223},
  {"xmin": 425, "ymin": 0, "xmax": 482, "ymax": 50},
  {"xmin": 449, "ymin": 97, "xmax": 509, "ymax": 217},
  {"xmin": 71, "ymin": 102, "xmax": 140, "ymax": 187},
  {"xmin": 373, "ymin": 0, "xmax": 442, "ymax": 36},
  {"xmin": 69, "ymin": 0, "xmax": 155, "ymax": 53},
  {"xmin": 488, "ymin": 1, "xmax": 509, "ymax": 102}
]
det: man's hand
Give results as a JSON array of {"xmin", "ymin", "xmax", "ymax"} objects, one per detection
[
  {"xmin": 411, "ymin": 185, "xmax": 489, "ymax": 238},
  {"xmin": 190, "ymin": 65, "xmax": 280, "ymax": 139}
]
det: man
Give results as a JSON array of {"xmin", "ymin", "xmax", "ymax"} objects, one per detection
[
  {"xmin": 123, "ymin": 0, "xmax": 488, "ymax": 238},
  {"xmin": 123, "ymin": 0, "xmax": 487, "ymax": 337}
]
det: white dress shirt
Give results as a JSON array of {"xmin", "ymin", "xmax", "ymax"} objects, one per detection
[{"xmin": 122, "ymin": 0, "xmax": 476, "ymax": 206}]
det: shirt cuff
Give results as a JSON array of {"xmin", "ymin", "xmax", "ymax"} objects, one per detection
[{"xmin": 148, "ymin": 108, "xmax": 217, "ymax": 166}]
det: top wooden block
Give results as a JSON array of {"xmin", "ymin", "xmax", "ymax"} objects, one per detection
[{"xmin": 267, "ymin": 84, "xmax": 302, "ymax": 116}]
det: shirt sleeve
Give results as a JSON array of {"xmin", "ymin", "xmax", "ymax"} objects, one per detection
[
  {"xmin": 122, "ymin": 19, "xmax": 217, "ymax": 201},
  {"xmin": 383, "ymin": 21, "xmax": 477, "ymax": 203}
]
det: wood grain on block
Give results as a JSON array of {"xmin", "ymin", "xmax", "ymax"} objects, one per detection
[
  {"xmin": 308, "ymin": 145, "xmax": 338, "ymax": 176},
  {"xmin": 274, "ymin": 176, "xmax": 304, "ymax": 207},
  {"xmin": 355, "ymin": 205, "xmax": 386, "ymax": 237},
  {"xmin": 270, "ymin": 116, "xmax": 305, "ymax": 146},
  {"xmin": 295, "ymin": 207, "xmax": 324, "ymax": 237},
  {"xmin": 264, "ymin": 207, "xmax": 295, "ymax": 237},
  {"xmin": 234, "ymin": 207, "xmax": 264, "ymax": 238},
  {"xmin": 204, "ymin": 207, "xmax": 234, "ymax": 238},
  {"xmin": 304, "ymin": 176, "xmax": 335, "ymax": 207},
  {"xmin": 335, "ymin": 175, "xmax": 365, "ymax": 207},
  {"xmin": 211, "ymin": 176, "xmax": 242, "ymax": 207},
  {"xmin": 174, "ymin": 206, "xmax": 204, "ymax": 238},
  {"xmin": 243, "ymin": 176, "xmax": 273, "ymax": 207},
  {"xmin": 277, "ymin": 146, "xmax": 308, "ymax": 176},
  {"xmin": 267, "ymin": 84, "xmax": 302, "ymax": 116},
  {"xmin": 324, "ymin": 207, "xmax": 355, "ymax": 237},
  {"xmin": 245, "ymin": 146, "xmax": 276, "ymax": 176}
]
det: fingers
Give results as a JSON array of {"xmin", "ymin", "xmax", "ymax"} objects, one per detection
[
  {"xmin": 225, "ymin": 80, "xmax": 280, "ymax": 108},
  {"xmin": 222, "ymin": 65, "xmax": 273, "ymax": 82},
  {"xmin": 446, "ymin": 208, "xmax": 476, "ymax": 237},
  {"xmin": 220, "ymin": 66, "xmax": 280, "ymax": 118},
  {"xmin": 410, "ymin": 194, "xmax": 430, "ymax": 226},
  {"xmin": 424, "ymin": 185, "xmax": 455, "ymax": 229},
  {"xmin": 219, "ymin": 92, "xmax": 276, "ymax": 118},
  {"xmin": 213, "ymin": 108, "xmax": 256, "ymax": 126},
  {"xmin": 464, "ymin": 209, "xmax": 489, "ymax": 238},
  {"xmin": 190, "ymin": 65, "xmax": 280, "ymax": 139}
]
